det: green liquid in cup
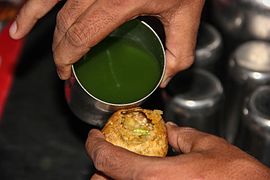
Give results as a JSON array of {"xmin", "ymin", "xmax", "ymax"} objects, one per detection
[{"xmin": 74, "ymin": 37, "xmax": 162, "ymax": 104}]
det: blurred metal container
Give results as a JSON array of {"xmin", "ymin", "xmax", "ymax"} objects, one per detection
[
  {"xmin": 212, "ymin": 0, "xmax": 270, "ymax": 40},
  {"xmin": 163, "ymin": 69, "xmax": 224, "ymax": 135},
  {"xmin": 235, "ymin": 86, "xmax": 270, "ymax": 167},
  {"xmin": 194, "ymin": 22, "xmax": 223, "ymax": 73},
  {"xmin": 224, "ymin": 41, "xmax": 270, "ymax": 143}
]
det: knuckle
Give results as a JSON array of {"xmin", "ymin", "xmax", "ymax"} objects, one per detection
[
  {"xmin": 56, "ymin": 11, "xmax": 69, "ymax": 34},
  {"xmin": 53, "ymin": 48, "xmax": 78, "ymax": 67},
  {"xmin": 167, "ymin": 53, "xmax": 195, "ymax": 76},
  {"xmin": 66, "ymin": 22, "xmax": 89, "ymax": 48},
  {"xmin": 108, "ymin": 0, "xmax": 131, "ymax": 8},
  {"xmin": 176, "ymin": 54, "xmax": 194, "ymax": 71},
  {"xmin": 195, "ymin": 133, "xmax": 225, "ymax": 149},
  {"xmin": 53, "ymin": 53, "xmax": 63, "ymax": 66},
  {"xmin": 54, "ymin": 58, "xmax": 68, "ymax": 70},
  {"xmin": 53, "ymin": 60, "xmax": 62, "ymax": 68},
  {"xmin": 178, "ymin": 127, "xmax": 224, "ymax": 151},
  {"xmin": 179, "ymin": 127, "xmax": 198, "ymax": 134},
  {"xmin": 138, "ymin": 168, "xmax": 159, "ymax": 180},
  {"xmin": 104, "ymin": 0, "xmax": 139, "ymax": 14},
  {"xmin": 92, "ymin": 144, "xmax": 110, "ymax": 170},
  {"xmin": 110, "ymin": 0, "xmax": 124, "ymax": 6}
]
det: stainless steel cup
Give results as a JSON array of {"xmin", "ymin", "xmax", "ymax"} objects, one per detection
[
  {"xmin": 224, "ymin": 41, "xmax": 270, "ymax": 143},
  {"xmin": 212, "ymin": 0, "xmax": 270, "ymax": 40},
  {"xmin": 194, "ymin": 22, "xmax": 223, "ymax": 72},
  {"xmin": 163, "ymin": 69, "xmax": 224, "ymax": 135},
  {"xmin": 235, "ymin": 86, "xmax": 270, "ymax": 167},
  {"xmin": 65, "ymin": 19, "xmax": 166, "ymax": 127}
]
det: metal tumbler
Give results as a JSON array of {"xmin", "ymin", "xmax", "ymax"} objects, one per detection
[
  {"xmin": 194, "ymin": 22, "xmax": 223, "ymax": 73},
  {"xmin": 212, "ymin": 0, "xmax": 270, "ymax": 40},
  {"xmin": 65, "ymin": 19, "xmax": 165, "ymax": 127},
  {"xmin": 224, "ymin": 41, "xmax": 270, "ymax": 143},
  {"xmin": 163, "ymin": 69, "xmax": 224, "ymax": 136},
  {"xmin": 235, "ymin": 86, "xmax": 270, "ymax": 167}
]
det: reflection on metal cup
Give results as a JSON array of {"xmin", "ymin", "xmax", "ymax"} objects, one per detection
[
  {"xmin": 163, "ymin": 69, "xmax": 224, "ymax": 135},
  {"xmin": 224, "ymin": 41, "xmax": 270, "ymax": 143},
  {"xmin": 212, "ymin": 0, "xmax": 270, "ymax": 40},
  {"xmin": 235, "ymin": 86, "xmax": 270, "ymax": 167},
  {"xmin": 65, "ymin": 19, "xmax": 166, "ymax": 127},
  {"xmin": 194, "ymin": 22, "xmax": 223, "ymax": 72}
]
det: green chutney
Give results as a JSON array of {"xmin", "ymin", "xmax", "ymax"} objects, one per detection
[{"xmin": 74, "ymin": 37, "xmax": 162, "ymax": 104}]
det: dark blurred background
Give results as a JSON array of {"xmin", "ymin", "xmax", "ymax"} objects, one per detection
[{"xmin": 1, "ymin": 1, "xmax": 270, "ymax": 179}]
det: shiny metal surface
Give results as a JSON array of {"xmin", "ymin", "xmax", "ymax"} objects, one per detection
[
  {"xmin": 65, "ymin": 20, "xmax": 166, "ymax": 127},
  {"xmin": 164, "ymin": 69, "xmax": 224, "ymax": 135},
  {"xmin": 195, "ymin": 22, "xmax": 223, "ymax": 71},
  {"xmin": 225, "ymin": 41, "xmax": 270, "ymax": 142},
  {"xmin": 235, "ymin": 86, "xmax": 270, "ymax": 167},
  {"xmin": 212, "ymin": 0, "xmax": 270, "ymax": 40}
]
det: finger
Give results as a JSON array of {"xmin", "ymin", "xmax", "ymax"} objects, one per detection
[
  {"xmin": 90, "ymin": 172, "xmax": 109, "ymax": 180},
  {"xmin": 9, "ymin": 0, "xmax": 60, "ymax": 39},
  {"xmin": 53, "ymin": 0, "xmax": 139, "ymax": 80},
  {"xmin": 85, "ymin": 129, "xmax": 154, "ymax": 180},
  {"xmin": 166, "ymin": 122, "xmax": 228, "ymax": 154},
  {"xmin": 53, "ymin": 0, "xmax": 96, "ymax": 50},
  {"xmin": 160, "ymin": 0, "xmax": 205, "ymax": 87}
]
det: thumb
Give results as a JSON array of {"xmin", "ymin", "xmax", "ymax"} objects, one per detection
[
  {"xmin": 9, "ymin": 0, "xmax": 60, "ymax": 39},
  {"xmin": 85, "ymin": 129, "xmax": 153, "ymax": 180},
  {"xmin": 166, "ymin": 122, "xmax": 229, "ymax": 154},
  {"xmin": 160, "ymin": 0, "xmax": 205, "ymax": 87},
  {"xmin": 90, "ymin": 172, "xmax": 109, "ymax": 180}
]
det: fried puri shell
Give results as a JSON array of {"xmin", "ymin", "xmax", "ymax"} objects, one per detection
[{"xmin": 102, "ymin": 107, "xmax": 168, "ymax": 157}]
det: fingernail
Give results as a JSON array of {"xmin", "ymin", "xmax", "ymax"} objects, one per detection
[
  {"xmin": 9, "ymin": 21, "xmax": 17, "ymax": 38},
  {"xmin": 166, "ymin": 121, "xmax": 177, "ymax": 127}
]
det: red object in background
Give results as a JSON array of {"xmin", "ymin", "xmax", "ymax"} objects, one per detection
[{"xmin": 0, "ymin": 24, "xmax": 24, "ymax": 119}]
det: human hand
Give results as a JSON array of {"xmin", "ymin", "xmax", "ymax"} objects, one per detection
[
  {"xmin": 86, "ymin": 122, "xmax": 270, "ymax": 180},
  {"xmin": 9, "ymin": 0, "xmax": 205, "ymax": 87}
]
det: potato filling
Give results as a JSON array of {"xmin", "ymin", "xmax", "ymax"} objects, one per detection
[{"xmin": 121, "ymin": 111, "xmax": 153, "ymax": 136}]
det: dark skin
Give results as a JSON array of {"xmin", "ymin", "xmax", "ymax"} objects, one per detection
[
  {"xmin": 9, "ymin": 0, "xmax": 205, "ymax": 87},
  {"xmin": 86, "ymin": 123, "xmax": 270, "ymax": 180},
  {"xmin": 9, "ymin": 1, "xmax": 270, "ymax": 179}
]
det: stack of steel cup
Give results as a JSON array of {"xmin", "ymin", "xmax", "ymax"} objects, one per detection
[
  {"xmin": 224, "ymin": 41, "xmax": 270, "ymax": 143},
  {"xmin": 163, "ymin": 69, "xmax": 224, "ymax": 136},
  {"xmin": 163, "ymin": 21, "xmax": 224, "ymax": 136},
  {"xmin": 212, "ymin": 0, "xmax": 270, "ymax": 40},
  {"xmin": 235, "ymin": 86, "xmax": 270, "ymax": 167},
  {"xmin": 194, "ymin": 22, "xmax": 223, "ymax": 73}
]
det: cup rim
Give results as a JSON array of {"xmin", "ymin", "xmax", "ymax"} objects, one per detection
[{"xmin": 71, "ymin": 20, "xmax": 166, "ymax": 107}]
